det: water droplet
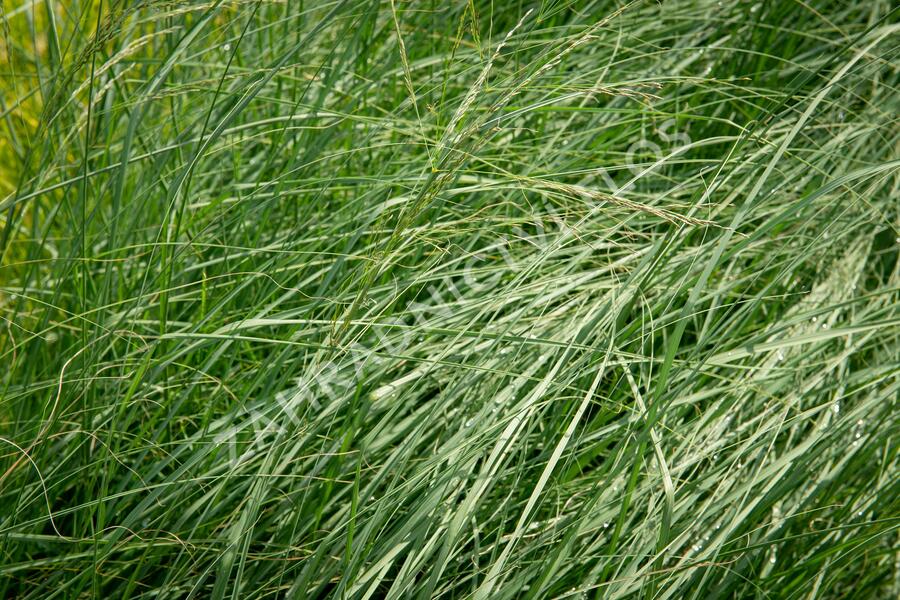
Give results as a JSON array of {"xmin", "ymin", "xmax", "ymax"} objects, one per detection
[
  {"xmin": 769, "ymin": 554, "xmax": 776, "ymax": 564},
  {"xmin": 776, "ymin": 351, "xmax": 784, "ymax": 361},
  {"xmin": 855, "ymin": 432, "xmax": 861, "ymax": 439},
  {"xmin": 812, "ymin": 316, "xmax": 817, "ymax": 322},
  {"xmin": 856, "ymin": 419, "xmax": 864, "ymax": 426},
  {"xmin": 465, "ymin": 419, "xmax": 474, "ymax": 428},
  {"xmin": 222, "ymin": 43, "xmax": 231, "ymax": 52},
  {"xmin": 602, "ymin": 522, "xmax": 610, "ymax": 529},
  {"xmin": 831, "ymin": 402, "xmax": 840, "ymax": 414},
  {"xmin": 822, "ymin": 323, "xmax": 828, "ymax": 329}
]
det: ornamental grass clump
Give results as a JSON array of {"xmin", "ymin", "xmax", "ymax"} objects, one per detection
[{"xmin": 0, "ymin": 1, "xmax": 897, "ymax": 598}]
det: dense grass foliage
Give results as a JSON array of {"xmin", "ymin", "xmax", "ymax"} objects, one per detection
[{"xmin": 1, "ymin": 1, "xmax": 898, "ymax": 598}]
